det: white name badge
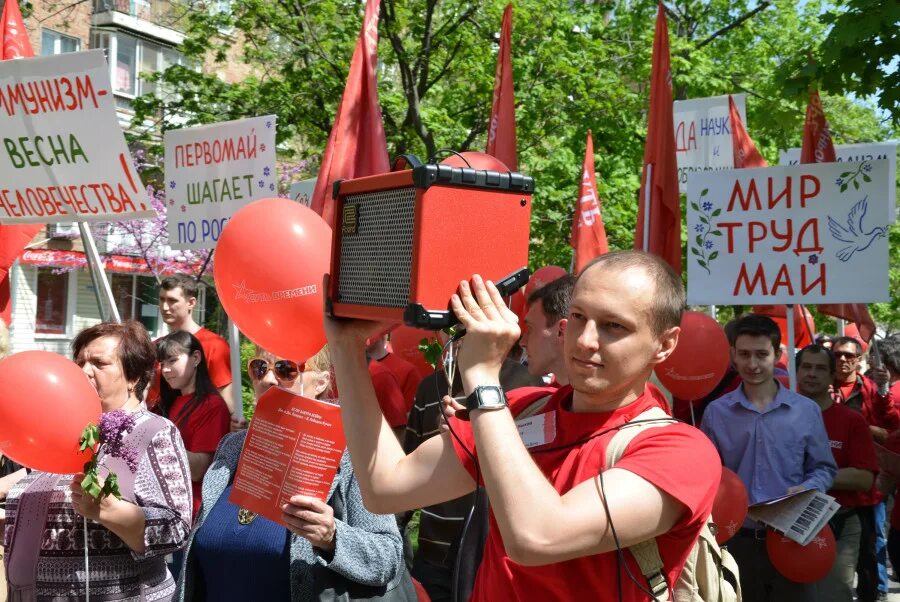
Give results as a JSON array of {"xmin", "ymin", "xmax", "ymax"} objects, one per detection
[{"xmin": 516, "ymin": 412, "xmax": 557, "ymax": 449}]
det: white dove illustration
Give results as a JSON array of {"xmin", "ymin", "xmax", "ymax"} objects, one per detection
[{"xmin": 826, "ymin": 196, "xmax": 887, "ymax": 262}]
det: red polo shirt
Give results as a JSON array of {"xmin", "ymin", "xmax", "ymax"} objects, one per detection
[
  {"xmin": 448, "ymin": 385, "xmax": 720, "ymax": 601},
  {"xmin": 821, "ymin": 402, "xmax": 879, "ymax": 508}
]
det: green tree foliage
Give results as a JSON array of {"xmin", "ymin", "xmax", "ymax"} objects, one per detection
[
  {"xmin": 779, "ymin": 0, "xmax": 899, "ymax": 126},
  {"xmin": 136, "ymin": 0, "xmax": 898, "ymax": 327}
]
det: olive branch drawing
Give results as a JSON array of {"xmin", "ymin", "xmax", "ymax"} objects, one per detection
[
  {"xmin": 835, "ymin": 161, "xmax": 872, "ymax": 192},
  {"xmin": 690, "ymin": 188, "xmax": 722, "ymax": 275}
]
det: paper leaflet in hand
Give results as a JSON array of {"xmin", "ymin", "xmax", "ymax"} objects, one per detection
[
  {"xmin": 229, "ymin": 386, "xmax": 346, "ymax": 526},
  {"xmin": 747, "ymin": 488, "xmax": 839, "ymax": 546}
]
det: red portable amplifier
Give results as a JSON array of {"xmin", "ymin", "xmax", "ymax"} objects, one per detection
[{"xmin": 326, "ymin": 157, "xmax": 533, "ymax": 329}]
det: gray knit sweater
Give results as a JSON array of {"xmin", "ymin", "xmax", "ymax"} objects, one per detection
[{"xmin": 176, "ymin": 431, "xmax": 405, "ymax": 601}]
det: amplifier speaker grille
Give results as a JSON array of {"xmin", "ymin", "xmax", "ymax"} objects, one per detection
[{"xmin": 337, "ymin": 186, "xmax": 416, "ymax": 308}]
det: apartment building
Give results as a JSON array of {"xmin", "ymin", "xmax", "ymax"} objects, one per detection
[{"xmin": 7, "ymin": 0, "xmax": 242, "ymax": 352}]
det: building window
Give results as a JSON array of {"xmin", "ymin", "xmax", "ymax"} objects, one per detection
[
  {"xmin": 35, "ymin": 268, "xmax": 68, "ymax": 335},
  {"xmin": 92, "ymin": 31, "xmax": 184, "ymax": 101},
  {"xmin": 41, "ymin": 29, "xmax": 81, "ymax": 56},
  {"xmin": 110, "ymin": 274, "xmax": 162, "ymax": 334}
]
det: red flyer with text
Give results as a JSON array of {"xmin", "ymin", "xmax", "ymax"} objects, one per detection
[{"xmin": 229, "ymin": 386, "xmax": 345, "ymax": 525}]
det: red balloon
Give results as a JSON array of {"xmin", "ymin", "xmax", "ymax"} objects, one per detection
[
  {"xmin": 524, "ymin": 265, "xmax": 568, "ymax": 298},
  {"xmin": 441, "ymin": 151, "xmax": 510, "ymax": 172},
  {"xmin": 389, "ymin": 326, "xmax": 439, "ymax": 382},
  {"xmin": 0, "ymin": 351, "xmax": 100, "ymax": 473},
  {"xmin": 767, "ymin": 525, "xmax": 836, "ymax": 583},
  {"xmin": 214, "ymin": 198, "xmax": 332, "ymax": 362},
  {"xmin": 712, "ymin": 468, "xmax": 748, "ymax": 544},
  {"xmin": 752, "ymin": 305, "xmax": 816, "ymax": 349},
  {"xmin": 655, "ymin": 311, "xmax": 730, "ymax": 399}
]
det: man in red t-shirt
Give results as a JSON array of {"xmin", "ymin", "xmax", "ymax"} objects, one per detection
[
  {"xmin": 832, "ymin": 336, "xmax": 895, "ymax": 443},
  {"xmin": 148, "ymin": 275, "xmax": 233, "ymax": 411},
  {"xmin": 367, "ymin": 334, "xmax": 419, "ymax": 408},
  {"xmin": 367, "ymin": 359, "xmax": 408, "ymax": 441},
  {"xmin": 798, "ymin": 344, "xmax": 878, "ymax": 601},
  {"xmin": 326, "ymin": 251, "xmax": 721, "ymax": 601}
]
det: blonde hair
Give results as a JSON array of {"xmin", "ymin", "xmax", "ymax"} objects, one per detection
[{"xmin": 252, "ymin": 344, "xmax": 334, "ymax": 398}]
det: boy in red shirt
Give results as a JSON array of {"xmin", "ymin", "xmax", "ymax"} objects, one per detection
[{"xmin": 326, "ymin": 251, "xmax": 721, "ymax": 600}]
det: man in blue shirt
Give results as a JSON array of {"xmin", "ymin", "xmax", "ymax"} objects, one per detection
[{"xmin": 702, "ymin": 314, "xmax": 836, "ymax": 602}]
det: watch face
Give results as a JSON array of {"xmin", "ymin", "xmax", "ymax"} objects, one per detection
[{"xmin": 481, "ymin": 388, "xmax": 502, "ymax": 405}]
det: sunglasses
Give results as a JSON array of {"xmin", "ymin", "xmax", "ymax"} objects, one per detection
[
  {"xmin": 248, "ymin": 358, "xmax": 301, "ymax": 383},
  {"xmin": 834, "ymin": 351, "xmax": 859, "ymax": 360}
]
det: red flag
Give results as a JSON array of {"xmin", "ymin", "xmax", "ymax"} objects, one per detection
[
  {"xmin": 485, "ymin": 4, "xmax": 517, "ymax": 170},
  {"xmin": 800, "ymin": 89, "xmax": 836, "ymax": 164},
  {"xmin": 571, "ymin": 130, "xmax": 608, "ymax": 273},
  {"xmin": 0, "ymin": 0, "xmax": 43, "ymax": 325},
  {"xmin": 634, "ymin": 3, "xmax": 681, "ymax": 274},
  {"xmin": 310, "ymin": 0, "xmax": 389, "ymax": 230},
  {"xmin": 729, "ymin": 95, "xmax": 767, "ymax": 169},
  {"xmin": 799, "ymin": 89, "xmax": 875, "ymax": 341}
]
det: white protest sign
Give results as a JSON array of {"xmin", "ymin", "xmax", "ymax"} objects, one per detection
[
  {"xmin": 0, "ymin": 50, "xmax": 152, "ymax": 223},
  {"xmin": 673, "ymin": 94, "xmax": 747, "ymax": 192},
  {"xmin": 165, "ymin": 115, "xmax": 277, "ymax": 250},
  {"xmin": 686, "ymin": 160, "xmax": 890, "ymax": 305},
  {"xmin": 779, "ymin": 141, "xmax": 898, "ymax": 222},
  {"xmin": 289, "ymin": 177, "xmax": 317, "ymax": 206}
]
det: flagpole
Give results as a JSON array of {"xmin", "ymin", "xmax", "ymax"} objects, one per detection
[
  {"xmin": 229, "ymin": 318, "xmax": 243, "ymax": 421},
  {"xmin": 786, "ymin": 304, "xmax": 796, "ymax": 391},
  {"xmin": 836, "ymin": 318, "xmax": 845, "ymax": 336},
  {"xmin": 79, "ymin": 222, "xmax": 121, "ymax": 323},
  {"xmin": 642, "ymin": 163, "xmax": 652, "ymax": 253}
]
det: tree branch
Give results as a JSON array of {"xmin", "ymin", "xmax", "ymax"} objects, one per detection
[{"xmin": 697, "ymin": 2, "xmax": 772, "ymax": 49}]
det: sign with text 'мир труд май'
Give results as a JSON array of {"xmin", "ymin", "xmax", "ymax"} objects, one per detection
[
  {"xmin": 686, "ymin": 160, "xmax": 890, "ymax": 305},
  {"xmin": 0, "ymin": 50, "xmax": 152, "ymax": 224},
  {"xmin": 164, "ymin": 115, "xmax": 276, "ymax": 250}
]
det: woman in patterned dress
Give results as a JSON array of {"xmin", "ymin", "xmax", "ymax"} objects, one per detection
[{"xmin": 2, "ymin": 321, "xmax": 193, "ymax": 601}]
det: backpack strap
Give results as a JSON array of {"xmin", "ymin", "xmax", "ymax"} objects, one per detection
[{"xmin": 604, "ymin": 406, "xmax": 677, "ymax": 601}]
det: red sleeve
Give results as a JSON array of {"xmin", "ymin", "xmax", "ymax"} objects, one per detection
[
  {"xmin": 615, "ymin": 425, "xmax": 722, "ymax": 528},
  {"xmin": 844, "ymin": 410, "xmax": 880, "ymax": 472},
  {"xmin": 203, "ymin": 337, "xmax": 233, "ymax": 389},
  {"xmin": 185, "ymin": 394, "xmax": 232, "ymax": 454},
  {"xmin": 447, "ymin": 415, "xmax": 479, "ymax": 482},
  {"xmin": 447, "ymin": 386, "xmax": 559, "ymax": 483},
  {"xmin": 370, "ymin": 365, "xmax": 408, "ymax": 428}
]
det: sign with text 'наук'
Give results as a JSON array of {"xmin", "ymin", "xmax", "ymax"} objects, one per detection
[
  {"xmin": 673, "ymin": 94, "xmax": 746, "ymax": 193},
  {"xmin": 0, "ymin": 50, "xmax": 152, "ymax": 224},
  {"xmin": 779, "ymin": 141, "xmax": 898, "ymax": 223},
  {"xmin": 164, "ymin": 115, "xmax": 276, "ymax": 250},
  {"xmin": 686, "ymin": 160, "xmax": 890, "ymax": 305}
]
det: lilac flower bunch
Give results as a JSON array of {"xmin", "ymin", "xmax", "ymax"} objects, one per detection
[{"xmin": 79, "ymin": 410, "xmax": 139, "ymax": 499}]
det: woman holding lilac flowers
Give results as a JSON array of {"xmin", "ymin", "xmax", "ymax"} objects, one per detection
[
  {"xmin": 2, "ymin": 321, "xmax": 193, "ymax": 601},
  {"xmin": 176, "ymin": 344, "xmax": 414, "ymax": 601}
]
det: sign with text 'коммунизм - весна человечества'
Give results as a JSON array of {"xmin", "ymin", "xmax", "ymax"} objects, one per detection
[
  {"xmin": 0, "ymin": 50, "xmax": 152, "ymax": 224},
  {"xmin": 686, "ymin": 160, "xmax": 890, "ymax": 306},
  {"xmin": 164, "ymin": 115, "xmax": 277, "ymax": 250}
]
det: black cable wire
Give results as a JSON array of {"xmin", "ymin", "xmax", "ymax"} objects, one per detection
[
  {"xmin": 598, "ymin": 467, "xmax": 663, "ymax": 601},
  {"xmin": 428, "ymin": 149, "xmax": 473, "ymax": 167}
]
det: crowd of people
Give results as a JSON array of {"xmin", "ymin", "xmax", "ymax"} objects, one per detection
[{"xmin": 1, "ymin": 254, "xmax": 900, "ymax": 601}]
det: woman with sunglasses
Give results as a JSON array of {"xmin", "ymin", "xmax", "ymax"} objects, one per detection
[
  {"xmin": 176, "ymin": 345, "xmax": 415, "ymax": 602},
  {"xmin": 156, "ymin": 330, "xmax": 231, "ymax": 523}
]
